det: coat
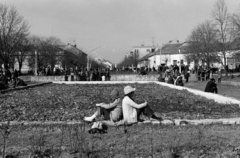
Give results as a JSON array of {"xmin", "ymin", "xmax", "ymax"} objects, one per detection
[
  {"xmin": 100, "ymin": 98, "xmax": 123, "ymax": 122},
  {"xmin": 205, "ymin": 80, "xmax": 218, "ymax": 93},
  {"xmin": 122, "ymin": 96, "xmax": 146, "ymax": 123}
]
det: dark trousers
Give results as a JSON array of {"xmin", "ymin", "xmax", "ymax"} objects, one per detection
[
  {"xmin": 71, "ymin": 75, "xmax": 74, "ymax": 81},
  {"xmin": 98, "ymin": 107, "xmax": 111, "ymax": 120},
  {"xmin": 13, "ymin": 78, "xmax": 17, "ymax": 88},
  {"xmin": 218, "ymin": 78, "xmax": 221, "ymax": 83},
  {"xmin": 136, "ymin": 106, "xmax": 154, "ymax": 120}
]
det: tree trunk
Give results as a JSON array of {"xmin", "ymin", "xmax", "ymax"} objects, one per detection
[
  {"xmin": 223, "ymin": 55, "xmax": 228, "ymax": 77},
  {"xmin": 19, "ymin": 62, "xmax": 22, "ymax": 74}
]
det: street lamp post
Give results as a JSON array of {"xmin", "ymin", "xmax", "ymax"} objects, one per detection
[
  {"xmin": 35, "ymin": 50, "xmax": 38, "ymax": 76},
  {"xmin": 179, "ymin": 49, "xmax": 181, "ymax": 73},
  {"xmin": 87, "ymin": 46, "xmax": 101, "ymax": 70}
]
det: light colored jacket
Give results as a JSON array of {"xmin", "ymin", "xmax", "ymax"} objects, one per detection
[
  {"xmin": 101, "ymin": 98, "xmax": 122, "ymax": 122},
  {"xmin": 122, "ymin": 96, "xmax": 146, "ymax": 123}
]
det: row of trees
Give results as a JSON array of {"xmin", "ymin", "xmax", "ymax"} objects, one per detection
[
  {"xmin": 0, "ymin": 3, "xmax": 107, "ymax": 74},
  {"xmin": 0, "ymin": 3, "xmax": 69, "ymax": 73},
  {"xmin": 118, "ymin": 0, "xmax": 240, "ymax": 76},
  {"xmin": 186, "ymin": 0, "xmax": 240, "ymax": 76},
  {"xmin": 118, "ymin": 50, "xmax": 140, "ymax": 69}
]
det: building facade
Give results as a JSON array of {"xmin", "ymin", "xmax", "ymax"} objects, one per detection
[
  {"xmin": 138, "ymin": 42, "xmax": 240, "ymax": 71},
  {"xmin": 138, "ymin": 43, "xmax": 191, "ymax": 69}
]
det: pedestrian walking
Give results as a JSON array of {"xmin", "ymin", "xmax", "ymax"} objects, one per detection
[{"xmin": 218, "ymin": 68, "xmax": 222, "ymax": 83}]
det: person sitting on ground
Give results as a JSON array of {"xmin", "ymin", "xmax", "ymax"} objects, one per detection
[
  {"xmin": 157, "ymin": 72, "xmax": 165, "ymax": 82},
  {"xmin": 84, "ymin": 88, "xmax": 123, "ymax": 122},
  {"xmin": 122, "ymin": 85, "xmax": 162, "ymax": 123},
  {"xmin": 16, "ymin": 78, "xmax": 27, "ymax": 86},
  {"xmin": 204, "ymin": 78, "xmax": 218, "ymax": 94},
  {"xmin": 0, "ymin": 72, "xmax": 8, "ymax": 90},
  {"xmin": 174, "ymin": 75, "xmax": 184, "ymax": 86}
]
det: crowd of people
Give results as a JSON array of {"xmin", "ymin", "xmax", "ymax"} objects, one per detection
[
  {"xmin": 34, "ymin": 66, "xmax": 112, "ymax": 81},
  {"xmin": 157, "ymin": 65, "xmax": 189, "ymax": 86},
  {"xmin": 66, "ymin": 68, "xmax": 111, "ymax": 81},
  {"xmin": 38, "ymin": 66, "xmax": 63, "ymax": 76},
  {"xmin": 0, "ymin": 68, "xmax": 27, "ymax": 90}
]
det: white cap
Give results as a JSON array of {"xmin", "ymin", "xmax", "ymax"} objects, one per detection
[{"xmin": 124, "ymin": 85, "xmax": 136, "ymax": 95}]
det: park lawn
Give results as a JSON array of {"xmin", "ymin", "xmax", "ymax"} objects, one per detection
[
  {"xmin": 185, "ymin": 80, "xmax": 240, "ymax": 100},
  {"xmin": 0, "ymin": 83, "xmax": 240, "ymax": 122},
  {"xmin": 2, "ymin": 123, "xmax": 240, "ymax": 157},
  {"xmin": 1, "ymin": 83, "xmax": 240, "ymax": 157}
]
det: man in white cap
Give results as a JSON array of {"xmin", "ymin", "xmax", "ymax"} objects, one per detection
[
  {"xmin": 84, "ymin": 88, "xmax": 123, "ymax": 122},
  {"xmin": 122, "ymin": 85, "xmax": 162, "ymax": 123}
]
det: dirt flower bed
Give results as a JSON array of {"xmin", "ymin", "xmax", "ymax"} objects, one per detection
[{"xmin": 0, "ymin": 83, "xmax": 240, "ymax": 122}]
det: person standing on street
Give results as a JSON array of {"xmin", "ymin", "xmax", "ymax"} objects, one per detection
[
  {"xmin": 13, "ymin": 69, "xmax": 18, "ymax": 88},
  {"xmin": 217, "ymin": 68, "xmax": 222, "ymax": 83}
]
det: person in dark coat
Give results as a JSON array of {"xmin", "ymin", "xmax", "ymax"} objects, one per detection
[
  {"xmin": 16, "ymin": 78, "xmax": 27, "ymax": 86},
  {"xmin": 184, "ymin": 70, "xmax": 190, "ymax": 83},
  {"xmin": 92, "ymin": 69, "xmax": 97, "ymax": 81},
  {"xmin": 204, "ymin": 78, "xmax": 218, "ymax": 94},
  {"xmin": 0, "ymin": 72, "xmax": 8, "ymax": 90},
  {"xmin": 12, "ymin": 69, "xmax": 18, "ymax": 88},
  {"xmin": 106, "ymin": 69, "xmax": 111, "ymax": 81}
]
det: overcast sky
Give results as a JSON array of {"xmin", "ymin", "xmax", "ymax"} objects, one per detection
[{"xmin": 1, "ymin": 0, "xmax": 240, "ymax": 63}]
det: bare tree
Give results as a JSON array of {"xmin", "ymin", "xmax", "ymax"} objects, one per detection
[
  {"xmin": 44, "ymin": 36, "xmax": 63, "ymax": 69},
  {"xmin": 118, "ymin": 51, "xmax": 140, "ymax": 68},
  {"xmin": 27, "ymin": 35, "xmax": 64, "ymax": 73},
  {"xmin": 212, "ymin": 0, "xmax": 235, "ymax": 76},
  {"xmin": 186, "ymin": 20, "xmax": 220, "ymax": 67},
  {"xmin": 0, "ymin": 4, "xmax": 29, "ymax": 70},
  {"xmin": 15, "ymin": 37, "xmax": 32, "ymax": 73},
  {"xmin": 232, "ymin": 5, "xmax": 240, "ymax": 37},
  {"xmin": 27, "ymin": 35, "xmax": 45, "ymax": 71}
]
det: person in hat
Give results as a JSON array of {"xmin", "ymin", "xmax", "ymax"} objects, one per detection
[
  {"xmin": 122, "ymin": 85, "xmax": 162, "ymax": 123},
  {"xmin": 84, "ymin": 88, "xmax": 123, "ymax": 122},
  {"xmin": 204, "ymin": 78, "xmax": 218, "ymax": 94}
]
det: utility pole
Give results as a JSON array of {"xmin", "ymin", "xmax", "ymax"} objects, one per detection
[
  {"xmin": 151, "ymin": 37, "xmax": 155, "ymax": 46},
  {"xmin": 35, "ymin": 51, "xmax": 38, "ymax": 76}
]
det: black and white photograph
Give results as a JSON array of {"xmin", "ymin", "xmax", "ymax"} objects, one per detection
[{"xmin": 1, "ymin": 0, "xmax": 240, "ymax": 157}]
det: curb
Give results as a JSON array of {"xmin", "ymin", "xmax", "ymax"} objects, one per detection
[
  {"xmin": 2, "ymin": 118, "xmax": 240, "ymax": 127},
  {"xmin": 0, "ymin": 82, "xmax": 52, "ymax": 94}
]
